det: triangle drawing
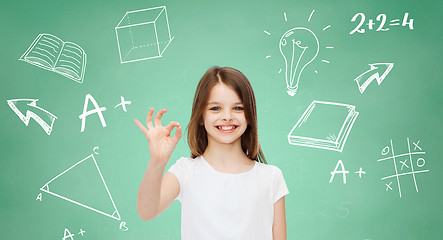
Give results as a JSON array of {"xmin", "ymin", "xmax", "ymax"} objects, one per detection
[{"xmin": 40, "ymin": 154, "xmax": 121, "ymax": 221}]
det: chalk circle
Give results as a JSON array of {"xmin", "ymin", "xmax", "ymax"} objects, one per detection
[
  {"xmin": 417, "ymin": 158, "xmax": 425, "ymax": 167},
  {"xmin": 381, "ymin": 146, "xmax": 389, "ymax": 155},
  {"xmin": 281, "ymin": 39, "xmax": 287, "ymax": 46}
]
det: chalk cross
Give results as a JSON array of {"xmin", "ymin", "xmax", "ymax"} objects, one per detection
[
  {"xmin": 115, "ymin": 96, "xmax": 132, "ymax": 112},
  {"xmin": 399, "ymin": 160, "xmax": 409, "ymax": 170},
  {"xmin": 354, "ymin": 167, "xmax": 366, "ymax": 178},
  {"xmin": 386, "ymin": 182, "xmax": 393, "ymax": 191},
  {"xmin": 413, "ymin": 141, "xmax": 422, "ymax": 151}
]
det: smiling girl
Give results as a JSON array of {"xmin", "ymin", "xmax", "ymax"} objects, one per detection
[{"xmin": 135, "ymin": 66, "xmax": 289, "ymax": 240}]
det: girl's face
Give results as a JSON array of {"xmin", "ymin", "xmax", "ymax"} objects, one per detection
[{"xmin": 202, "ymin": 83, "xmax": 248, "ymax": 146}]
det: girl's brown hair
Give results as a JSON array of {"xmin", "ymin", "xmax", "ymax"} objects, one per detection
[{"xmin": 187, "ymin": 66, "xmax": 267, "ymax": 164}]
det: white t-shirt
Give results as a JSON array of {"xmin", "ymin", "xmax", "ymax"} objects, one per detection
[{"xmin": 167, "ymin": 156, "xmax": 289, "ymax": 240}]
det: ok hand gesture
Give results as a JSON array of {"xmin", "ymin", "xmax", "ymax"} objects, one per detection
[{"xmin": 134, "ymin": 108, "xmax": 182, "ymax": 165}]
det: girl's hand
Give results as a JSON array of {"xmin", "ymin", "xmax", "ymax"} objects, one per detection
[{"xmin": 134, "ymin": 108, "xmax": 182, "ymax": 164}]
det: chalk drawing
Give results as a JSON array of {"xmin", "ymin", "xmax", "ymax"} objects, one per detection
[
  {"xmin": 377, "ymin": 138, "xmax": 429, "ymax": 198},
  {"xmin": 7, "ymin": 99, "xmax": 57, "ymax": 135},
  {"xmin": 350, "ymin": 12, "xmax": 414, "ymax": 34},
  {"xmin": 115, "ymin": 6, "xmax": 174, "ymax": 63},
  {"xmin": 329, "ymin": 160, "xmax": 349, "ymax": 184},
  {"xmin": 288, "ymin": 100, "xmax": 359, "ymax": 152},
  {"xmin": 115, "ymin": 96, "xmax": 132, "ymax": 112},
  {"xmin": 355, "ymin": 168, "xmax": 366, "ymax": 178},
  {"xmin": 119, "ymin": 222, "xmax": 129, "ymax": 231},
  {"xmin": 264, "ymin": 10, "xmax": 333, "ymax": 80},
  {"xmin": 308, "ymin": 10, "xmax": 315, "ymax": 22},
  {"xmin": 62, "ymin": 228, "xmax": 74, "ymax": 240},
  {"xmin": 279, "ymin": 27, "xmax": 319, "ymax": 96},
  {"xmin": 20, "ymin": 33, "xmax": 86, "ymax": 83},
  {"xmin": 354, "ymin": 63, "xmax": 394, "ymax": 94},
  {"xmin": 79, "ymin": 94, "xmax": 107, "ymax": 132},
  {"xmin": 385, "ymin": 182, "xmax": 393, "ymax": 191},
  {"xmin": 40, "ymin": 152, "xmax": 121, "ymax": 221}
]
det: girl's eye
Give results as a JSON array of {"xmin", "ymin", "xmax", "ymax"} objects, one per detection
[
  {"xmin": 210, "ymin": 107, "xmax": 220, "ymax": 111},
  {"xmin": 234, "ymin": 106, "xmax": 244, "ymax": 111}
]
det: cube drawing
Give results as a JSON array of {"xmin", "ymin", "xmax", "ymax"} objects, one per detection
[{"xmin": 115, "ymin": 6, "xmax": 173, "ymax": 63}]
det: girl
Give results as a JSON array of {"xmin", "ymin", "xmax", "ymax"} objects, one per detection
[{"xmin": 135, "ymin": 66, "xmax": 289, "ymax": 240}]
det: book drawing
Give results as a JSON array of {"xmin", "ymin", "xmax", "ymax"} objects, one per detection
[
  {"xmin": 288, "ymin": 100, "xmax": 359, "ymax": 152},
  {"xmin": 20, "ymin": 33, "xmax": 86, "ymax": 83}
]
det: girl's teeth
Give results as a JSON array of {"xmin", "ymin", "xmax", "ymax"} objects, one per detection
[{"xmin": 219, "ymin": 126, "xmax": 235, "ymax": 130}]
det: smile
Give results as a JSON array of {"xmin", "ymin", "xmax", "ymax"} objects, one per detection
[{"xmin": 216, "ymin": 125, "xmax": 238, "ymax": 132}]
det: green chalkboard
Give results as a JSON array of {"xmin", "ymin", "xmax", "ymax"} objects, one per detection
[{"xmin": 1, "ymin": 0, "xmax": 442, "ymax": 239}]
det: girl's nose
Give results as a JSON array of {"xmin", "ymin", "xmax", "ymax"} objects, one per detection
[{"xmin": 222, "ymin": 110, "xmax": 233, "ymax": 121}]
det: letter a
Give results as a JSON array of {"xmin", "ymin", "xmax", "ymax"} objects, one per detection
[
  {"xmin": 62, "ymin": 228, "xmax": 75, "ymax": 240},
  {"xmin": 79, "ymin": 94, "xmax": 107, "ymax": 132},
  {"xmin": 36, "ymin": 193, "xmax": 42, "ymax": 201},
  {"xmin": 329, "ymin": 160, "xmax": 349, "ymax": 184}
]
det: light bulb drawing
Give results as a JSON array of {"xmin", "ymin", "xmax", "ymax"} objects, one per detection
[
  {"xmin": 263, "ymin": 10, "xmax": 334, "ymax": 96},
  {"xmin": 279, "ymin": 27, "xmax": 319, "ymax": 96}
]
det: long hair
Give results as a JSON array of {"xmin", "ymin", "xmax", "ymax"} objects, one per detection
[{"xmin": 187, "ymin": 66, "xmax": 267, "ymax": 164}]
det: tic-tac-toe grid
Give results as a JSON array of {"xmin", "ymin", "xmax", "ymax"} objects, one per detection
[{"xmin": 377, "ymin": 138, "xmax": 429, "ymax": 198}]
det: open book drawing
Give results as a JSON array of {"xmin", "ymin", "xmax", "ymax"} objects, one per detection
[
  {"xmin": 20, "ymin": 33, "xmax": 86, "ymax": 83},
  {"xmin": 288, "ymin": 100, "xmax": 359, "ymax": 152}
]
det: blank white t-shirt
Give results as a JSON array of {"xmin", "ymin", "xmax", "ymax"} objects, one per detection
[{"xmin": 167, "ymin": 156, "xmax": 289, "ymax": 240}]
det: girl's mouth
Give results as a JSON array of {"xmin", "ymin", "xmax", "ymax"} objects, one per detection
[{"xmin": 216, "ymin": 125, "xmax": 238, "ymax": 132}]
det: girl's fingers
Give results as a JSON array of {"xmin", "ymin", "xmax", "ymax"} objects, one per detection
[
  {"xmin": 172, "ymin": 125, "xmax": 182, "ymax": 144},
  {"xmin": 146, "ymin": 108, "xmax": 154, "ymax": 129},
  {"xmin": 154, "ymin": 109, "xmax": 167, "ymax": 127},
  {"xmin": 134, "ymin": 119, "xmax": 148, "ymax": 135},
  {"xmin": 165, "ymin": 121, "xmax": 179, "ymax": 134}
]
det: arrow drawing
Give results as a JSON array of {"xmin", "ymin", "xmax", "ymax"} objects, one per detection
[
  {"xmin": 7, "ymin": 99, "xmax": 57, "ymax": 135},
  {"xmin": 354, "ymin": 63, "xmax": 394, "ymax": 94}
]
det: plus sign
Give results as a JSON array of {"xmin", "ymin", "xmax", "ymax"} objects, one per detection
[
  {"xmin": 115, "ymin": 96, "xmax": 132, "ymax": 112},
  {"xmin": 78, "ymin": 229, "xmax": 86, "ymax": 236},
  {"xmin": 366, "ymin": 19, "xmax": 375, "ymax": 30},
  {"xmin": 354, "ymin": 167, "xmax": 366, "ymax": 178}
]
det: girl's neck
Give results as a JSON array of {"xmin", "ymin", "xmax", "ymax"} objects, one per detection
[{"xmin": 202, "ymin": 140, "xmax": 254, "ymax": 172}]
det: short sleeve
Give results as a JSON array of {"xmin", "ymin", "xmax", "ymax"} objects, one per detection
[
  {"xmin": 273, "ymin": 167, "xmax": 289, "ymax": 204},
  {"xmin": 167, "ymin": 157, "xmax": 189, "ymax": 201}
]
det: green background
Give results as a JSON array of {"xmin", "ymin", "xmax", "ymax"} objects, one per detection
[{"xmin": 1, "ymin": 0, "xmax": 442, "ymax": 239}]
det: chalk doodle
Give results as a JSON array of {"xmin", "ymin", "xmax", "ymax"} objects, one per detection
[
  {"xmin": 377, "ymin": 138, "xmax": 429, "ymax": 198},
  {"xmin": 78, "ymin": 229, "xmax": 85, "ymax": 236},
  {"xmin": 329, "ymin": 160, "xmax": 349, "ymax": 184},
  {"xmin": 264, "ymin": 10, "xmax": 334, "ymax": 95},
  {"xmin": 79, "ymin": 94, "xmax": 107, "ymax": 132},
  {"xmin": 20, "ymin": 33, "xmax": 86, "ymax": 83},
  {"xmin": 115, "ymin": 6, "xmax": 174, "ymax": 63},
  {"xmin": 61, "ymin": 228, "xmax": 86, "ymax": 240},
  {"xmin": 62, "ymin": 228, "xmax": 75, "ymax": 240},
  {"xmin": 279, "ymin": 27, "xmax": 319, "ymax": 96},
  {"xmin": 354, "ymin": 63, "xmax": 394, "ymax": 94},
  {"xmin": 114, "ymin": 96, "xmax": 132, "ymax": 112},
  {"xmin": 288, "ymin": 100, "xmax": 359, "ymax": 152},
  {"xmin": 40, "ymin": 151, "xmax": 122, "ymax": 221},
  {"xmin": 329, "ymin": 160, "xmax": 366, "ymax": 184},
  {"xmin": 350, "ymin": 12, "xmax": 414, "ymax": 34},
  {"xmin": 7, "ymin": 99, "xmax": 57, "ymax": 135}
]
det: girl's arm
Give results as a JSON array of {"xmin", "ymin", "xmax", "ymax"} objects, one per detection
[
  {"xmin": 273, "ymin": 197, "xmax": 287, "ymax": 240},
  {"xmin": 135, "ymin": 108, "xmax": 182, "ymax": 220}
]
